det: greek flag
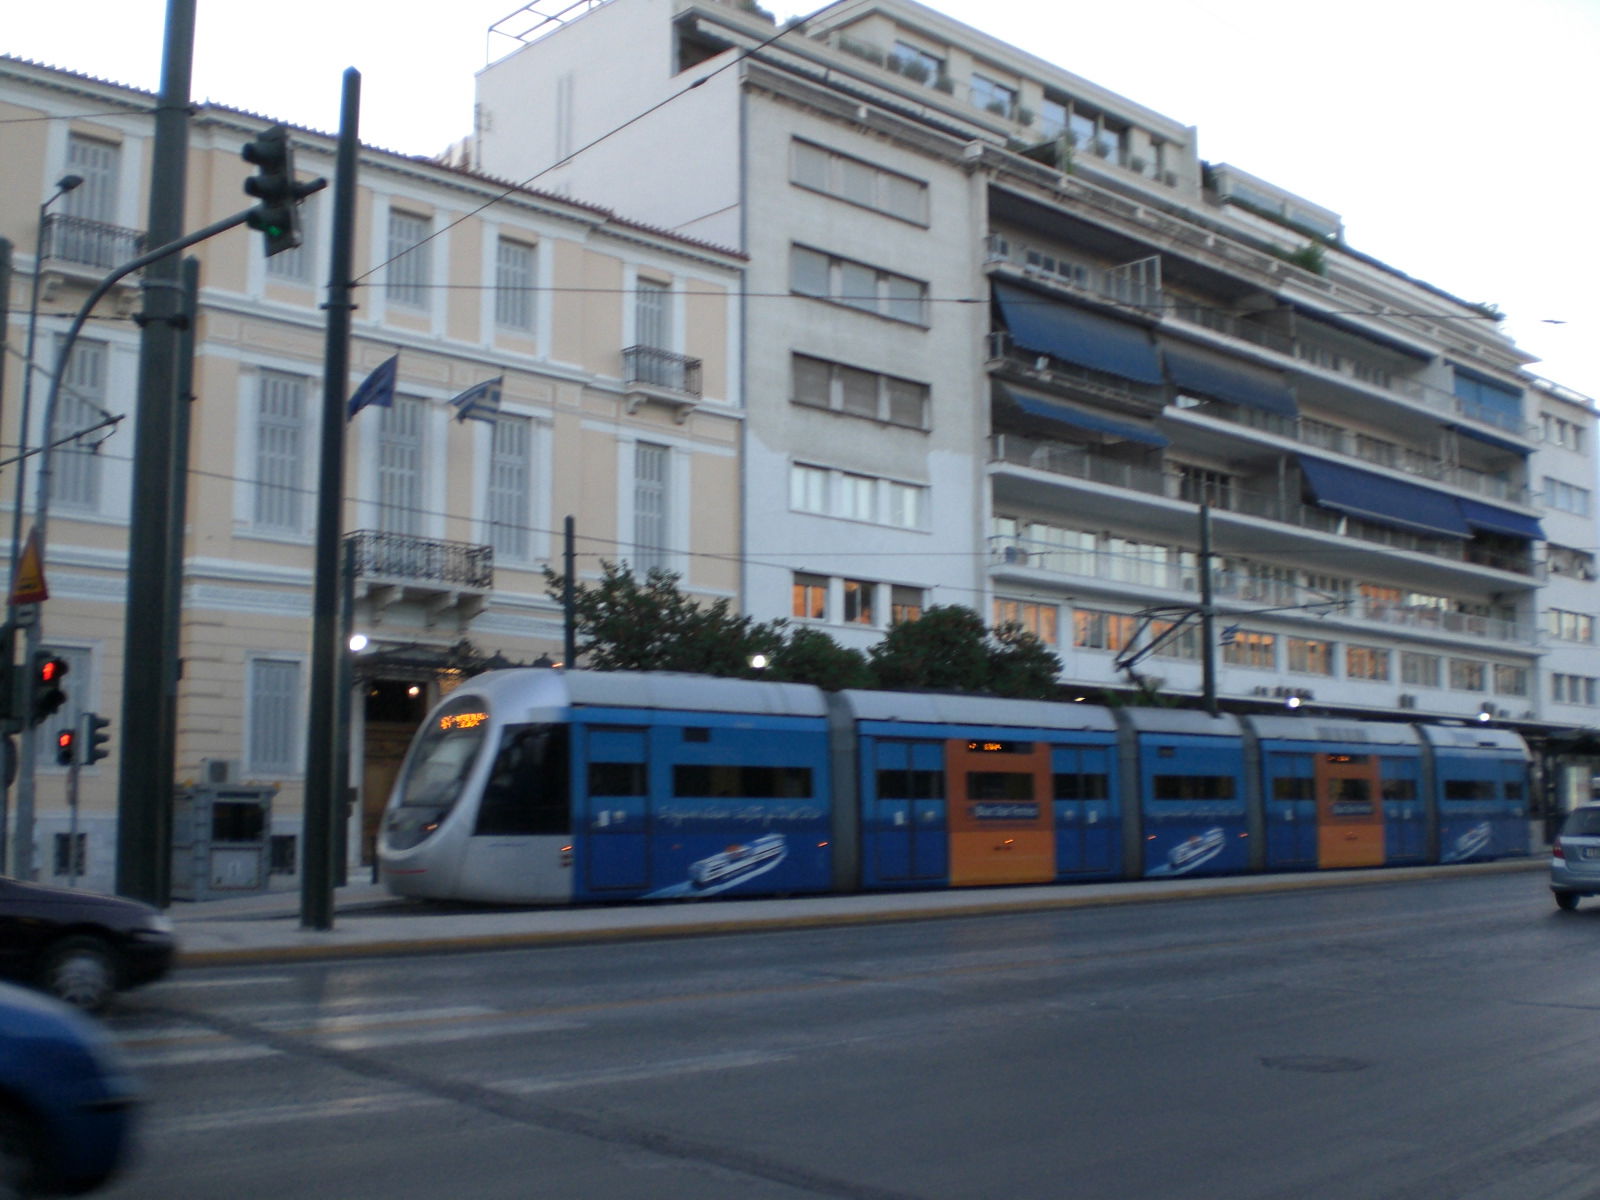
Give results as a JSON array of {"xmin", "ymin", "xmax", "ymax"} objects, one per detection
[
  {"xmin": 347, "ymin": 354, "xmax": 398, "ymax": 420},
  {"xmin": 451, "ymin": 376, "xmax": 504, "ymax": 423}
]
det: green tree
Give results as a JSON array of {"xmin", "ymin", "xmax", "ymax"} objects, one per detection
[
  {"xmin": 987, "ymin": 621, "xmax": 1064, "ymax": 700},
  {"xmin": 868, "ymin": 605, "xmax": 993, "ymax": 693},
  {"xmin": 544, "ymin": 560, "xmax": 783, "ymax": 676},
  {"xmin": 765, "ymin": 626, "xmax": 873, "ymax": 690}
]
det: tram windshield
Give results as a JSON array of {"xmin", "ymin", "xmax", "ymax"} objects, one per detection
[{"xmin": 394, "ymin": 695, "xmax": 492, "ymax": 814}]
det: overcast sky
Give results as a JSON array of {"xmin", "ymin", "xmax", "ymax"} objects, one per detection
[{"xmin": 10, "ymin": 0, "xmax": 1598, "ymax": 401}]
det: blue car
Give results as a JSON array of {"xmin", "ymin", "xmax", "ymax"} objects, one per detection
[{"xmin": 0, "ymin": 982, "xmax": 138, "ymax": 1196}]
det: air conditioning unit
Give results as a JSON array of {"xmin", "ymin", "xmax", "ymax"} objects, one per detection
[
  {"xmin": 1398, "ymin": 694, "xmax": 1417, "ymax": 709},
  {"xmin": 200, "ymin": 758, "xmax": 240, "ymax": 785}
]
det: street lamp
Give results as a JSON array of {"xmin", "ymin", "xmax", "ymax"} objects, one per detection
[{"xmin": 9, "ymin": 174, "xmax": 84, "ymax": 601}]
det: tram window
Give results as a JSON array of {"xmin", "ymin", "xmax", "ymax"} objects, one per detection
[
  {"xmin": 1444, "ymin": 780, "xmax": 1496, "ymax": 802},
  {"xmin": 673, "ymin": 765, "xmax": 814, "ymax": 798},
  {"xmin": 683, "ymin": 727, "xmax": 711, "ymax": 743},
  {"xmin": 476, "ymin": 724, "xmax": 571, "ymax": 836},
  {"xmin": 1382, "ymin": 778, "xmax": 1417, "ymax": 802},
  {"xmin": 967, "ymin": 772, "xmax": 1034, "ymax": 801},
  {"xmin": 1505, "ymin": 780, "xmax": 1525, "ymax": 802},
  {"xmin": 1331, "ymin": 778, "xmax": 1374, "ymax": 816},
  {"xmin": 877, "ymin": 769, "xmax": 945, "ymax": 800},
  {"xmin": 1053, "ymin": 773, "xmax": 1108, "ymax": 801},
  {"xmin": 590, "ymin": 762, "xmax": 648, "ymax": 796},
  {"xmin": 1151, "ymin": 774, "xmax": 1237, "ymax": 802},
  {"xmin": 1272, "ymin": 777, "xmax": 1313, "ymax": 802}
]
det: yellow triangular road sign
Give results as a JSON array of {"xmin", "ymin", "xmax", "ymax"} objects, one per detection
[{"xmin": 12, "ymin": 529, "xmax": 48, "ymax": 606}]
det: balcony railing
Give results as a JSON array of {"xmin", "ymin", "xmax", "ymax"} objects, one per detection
[
  {"xmin": 41, "ymin": 213, "xmax": 145, "ymax": 272},
  {"xmin": 345, "ymin": 530, "xmax": 493, "ymax": 590},
  {"xmin": 623, "ymin": 346, "xmax": 702, "ymax": 397},
  {"xmin": 989, "ymin": 433, "xmax": 1538, "ymax": 577},
  {"xmin": 987, "ymin": 535, "xmax": 1537, "ymax": 646}
]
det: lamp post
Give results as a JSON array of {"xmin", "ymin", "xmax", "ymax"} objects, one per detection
[
  {"xmin": 1, "ymin": 174, "xmax": 81, "ymax": 877},
  {"xmin": 9, "ymin": 175, "xmax": 83, "ymax": 599}
]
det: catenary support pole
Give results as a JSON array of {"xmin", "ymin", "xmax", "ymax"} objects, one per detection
[
  {"xmin": 301, "ymin": 69, "xmax": 361, "ymax": 931},
  {"xmin": 1199, "ymin": 502, "xmax": 1218, "ymax": 717},
  {"xmin": 115, "ymin": 0, "xmax": 195, "ymax": 903}
]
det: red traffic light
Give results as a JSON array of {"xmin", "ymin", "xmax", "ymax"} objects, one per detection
[{"xmin": 55, "ymin": 729, "xmax": 76, "ymax": 767}]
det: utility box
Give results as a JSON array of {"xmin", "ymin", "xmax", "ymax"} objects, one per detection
[{"xmin": 172, "ymin": 785, "xmax": 277, "ymax": 901}]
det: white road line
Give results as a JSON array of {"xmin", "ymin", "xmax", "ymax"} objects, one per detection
[{"xmin": 495, "ymin": 1049, "xmax": 791, "ymax": 1094}]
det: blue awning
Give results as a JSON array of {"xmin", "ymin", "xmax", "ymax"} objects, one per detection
[
  {"xmin": 1458, "ymin": 498, "xmax": 1544, "ymax": 540},
  {"xmin": 1453, "ymin": 423, "xmax": 1530, "ymax": 456},
  {"xmin": 993, "ymin": 283, "xmax": 1164, "ymax": 385},
  {"xmin": 997, "ymin": 385, "xmax": 1168, "ymax": 446},
  {"xmin": 1162, "ymin": 344, "xmax": 1297, "ymax": 417},
  {"xmin": 1297, "ymin": 455, "xmax": 1471, "ymax": 538}
]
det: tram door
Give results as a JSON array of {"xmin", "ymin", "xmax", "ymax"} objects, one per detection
[
  {"xmin": 946, "ymin": 738, "xmax": 1054, "ymax": 887},
  {"xmin": 1316, "ymin": 753, "xmax": 1384, "ymax": 868},
  {"xmin": 582, "ymin": 725, "xmax": 651, "ymax": 891}
]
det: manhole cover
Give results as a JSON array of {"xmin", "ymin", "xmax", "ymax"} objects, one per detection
[{"xmin": 1259, "ymin": 1055, "xmax": 1370, "ymax": 1074}]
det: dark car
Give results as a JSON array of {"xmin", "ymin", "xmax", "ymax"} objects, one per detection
[
  {"xmin": 0, "ymin": 980, "xmax": 139, "ymax": 1197},
  {"xmin": 1550, "ymin": 805, "xmax": 1600, "ymax": 910},
  {"xmin": 0, "ymin": 879, "xmax": 175, "ymax": 1012}
]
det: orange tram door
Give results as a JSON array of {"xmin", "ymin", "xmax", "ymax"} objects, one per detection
[
  {"xmin": 1316, "ymin": 753, "xmax": 1385, "ymax": 868},
  {"xmin": 946, "ymin": 738, "xmax": 1055, "ymax": 887}
]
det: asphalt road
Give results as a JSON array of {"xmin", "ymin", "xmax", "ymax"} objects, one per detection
[{"xmin": 99, "ymin": 870, "xmax": 1599, "ymax": 1200}]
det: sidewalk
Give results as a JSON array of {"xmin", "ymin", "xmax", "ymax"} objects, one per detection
[{"xmin": 169, "ymin": 858, "xmax": 1546, "ymax": 967}]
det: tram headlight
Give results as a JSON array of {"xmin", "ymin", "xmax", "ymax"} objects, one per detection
[{"xmin": 384, "ymin": 808, "xmax": 450, "ymax": 851}]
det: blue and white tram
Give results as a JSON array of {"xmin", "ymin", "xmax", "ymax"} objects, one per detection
[{"xmin": 377, "ymin": 669, "xmax": 1532, "ymax": 905}]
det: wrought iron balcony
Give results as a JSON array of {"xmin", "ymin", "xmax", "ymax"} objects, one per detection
[
  {"xmin": 622, "ymin": 345, "xmax": 702, "ymax": 421},
  {"xmin": 41, "ymin": 213, "xmax": 146, "ymax": 273},
  {"xmin": 344, "ymin": 530, "xmax": 494, "ymax": 631}
]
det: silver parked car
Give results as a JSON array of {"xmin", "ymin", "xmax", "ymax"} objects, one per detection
[{"xmin": 1550, "ymin": 805, "xmax": 1600, "ymax": 910}]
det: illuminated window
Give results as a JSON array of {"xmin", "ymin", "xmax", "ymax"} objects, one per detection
[
  {"xmin": 793, "ymin": 573, "xmax": 827, "ymax": 620},
  {"xmin": 1345, "ymin": 645, "xmax": 1391, "ymax": 681},
  {"xmin": 1448, "ymin": 658, "xmax": 1486, "ymax": 691},
  {"xmin": 1222, "ymin": 631, "xmax": 1275, "ymax": 670},
  {"xmin": 843, "ymin": 579, "xmax": 876, "ymax": 625},
  {"xmin": 891, "ymin": 586, "xmax": 923, "ymax": 624},
  {"xmin": 994, "ymin": 598, "xmax": 1058, "ymax": 644},
  {"xmin": 1288, "ymin": 637, "xmax": 1334, "ymax": 675}
]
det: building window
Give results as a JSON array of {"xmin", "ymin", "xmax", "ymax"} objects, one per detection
[
  {"xmin": 1493, "ymin": 664, "xmax": 1528, "ymax": 697},
  {"xmin": 50, "ymin": 337, "xmax": 106, "ymax": 513},
  {"xmin": 790, "ymin": 245, "xmax": 927, "ymax": 325},
  {"xmin": 1541, "ymin": 413, "xmax": 1584, "ymax": 452},
  {"xmin": 969, "ymin": 73, "xmax": 1017, "ymax": 118},
  {"xmin": 791, "ymin": 140, "xmax": 929, "ymax": 224},
  {"xmin": 1553, "ymin": 674, "xmax": 1599, "ymax": 706},
  {"xmin": 53, "ymin": 833, "xmax": 87, "ymax": 878},
  {"xmin": 1544, "ymin": 478, "xmax": 1591, "ymax": 516},
  {"xmin": 376, "ymin": 396, "xmax": 425, "ymax": 535},
  {"xmin": 58, "ymin": 135, "xmax": 121, "ymax": 267},
  {"xmin": 994, "ymin": 598, "xmax": 1057, "ymax": 643},
  {"xmin": 1449, "ymin": 658, "xmax": 1487, "ymax": 692},
  {"xmin": 790, "ymin": 463, "xmax": 829, "ymax": 514},
  {"xmin": 385, "ymin": 210, "xmax": 431, "ymax": 308},
  {"xmin": 255, "ymin": 371, "xmax": 307, "ymax": 532},
  {"xmin": 1073, "ymin": 609, "xmax": 1137, "ymax": 653},
  {"xmin": 791, "ymin": 353, "xmax": 928, "ymax": 429},
  {"xmin": 1222, "ymin": 631, "xmax": 1275, "ymax": 670},
  {"xmin": 842, "ymin": 579, "xmax": 875, "ymax": 625},
  {"xmin": 890, "ymin": 41, "xmax": 945, "ymax": 84},
  {"xmin": 486, "ymin": 415, "xmax": 532, "ymax": 562},
  {"xmin": 839, "ymin": 473, "xmax": 875, "ymax": 522},
  {"xmin": 1551, "ymin": 609, "xmax": 1595, "ymax": 643},
  {"xmin": 793, "ymin": 573, "xmax": 827, "ymax": 620},
  {"xmin": 891, "ymin": 586, "xmax": 924, "ymax": 624},
  {"xmin": 633, "ymin": 442, "xmax": 669, "ymax": 575},
  {"xmin": 1401, "ymin": 652, "xmax": 1441, "ymax": 688},
  {"xmin": 1346, "ymin": 645, "xmax": 1391, "ymax": 681},
  {"xmin": 1288, "ymin": 638, "xmax": 1334, "ymax": 675},
  {"xmin": 248, "ymin": 657, "xmax": 300, "ymax": 775},
  {"xmin": 495, "ymin": 238, "xmax": 537, "ymax": 331}
]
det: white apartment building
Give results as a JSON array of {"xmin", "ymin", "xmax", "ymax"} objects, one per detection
[
  {"xmin": 474, "ymin": 0, "xmax": 1600, "ymax": 809},
  {"xmin": 0, "ymin": 55, "xmax": 744, "ymax": 891}
]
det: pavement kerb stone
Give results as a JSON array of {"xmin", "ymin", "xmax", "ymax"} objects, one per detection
[{"xmin": 172, "ymin": 858, "xmax": 1544, "ymax": 969}]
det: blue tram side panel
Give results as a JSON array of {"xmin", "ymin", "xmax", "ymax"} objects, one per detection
[
  {"xmin": 562, "ymin": 679, "xmax": 834, "ymax": 903},
  {"xmin": 1120, "ymin": 710, "xmax": 1249, "ymax": 878},
  {"xmin": 1420, "ymin": 725, "xmax": 1531, "ymax": 862},
  {"xmin": 1246, "ymin": 717, "xmax": 1427, "ymax": 870},
  {"xmin": 835, "ymin": 691, "xmax": 1121, "ymax": 891}
]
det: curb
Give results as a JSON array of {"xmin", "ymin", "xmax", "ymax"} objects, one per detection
[{"xmin": 173, "ymin": 858, "xmax": 1545, "ymax": 968}]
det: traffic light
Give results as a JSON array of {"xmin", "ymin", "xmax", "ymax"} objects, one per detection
[
  {"xmin": 55, "ymin": 729, "xmax": 76, "ymax": 767},
  {"xmin": 82, "ymin": 712, "xmax": 111, "ymax": 765},
  {"xmin": 0, "ymin": 622, "xmax": 14, "ymax": 730},
  {"xmin": 241, "ymin": 125, "xmax": 319, "ymax": 257},
  {"xmin": 29, "ymin": 653, "xmax": 68, "ymax": 728}
]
